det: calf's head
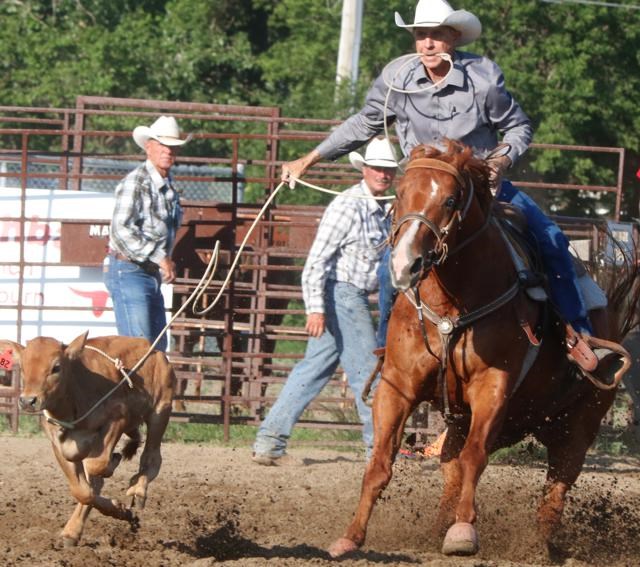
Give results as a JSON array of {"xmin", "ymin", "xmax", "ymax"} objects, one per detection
[{"xmin": 1, "ymin": 332, "xmax": 89, "ymax": 413}]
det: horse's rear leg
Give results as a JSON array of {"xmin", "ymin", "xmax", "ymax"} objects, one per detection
[
  {"xmin": 328, "ymin": 378, "xmax": 415, "ymax": 558},
  {"xmin": 537, "ymin": 389, "xmax": 615, "ymax": 545}
]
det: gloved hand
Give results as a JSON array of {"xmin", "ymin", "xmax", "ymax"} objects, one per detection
[{"xmin": 486, "ymin": 153, "xmax": 511, "ymax": 195}]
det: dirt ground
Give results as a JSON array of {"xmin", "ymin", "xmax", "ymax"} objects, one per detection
[{"xmin": 1, "ymin": 435, "xmax": 640, "ymax": 567}]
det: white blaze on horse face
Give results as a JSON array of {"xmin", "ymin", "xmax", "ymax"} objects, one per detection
[
  {"xmin": 429, "ymin": 178, "xmax": 439, "ymax": 199},
  {"xmin": 391, "ymin": 178, "xmax": 441, "ymax": 289},
  {"xmin": 391, "ymin": 218, "xmax": 421, "ymax": 290}
]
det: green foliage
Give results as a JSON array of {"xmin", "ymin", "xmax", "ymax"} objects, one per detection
[
  {"xmin": 1, "ymin": 0, "xmax": 640, "ymax": 214},
  {"xmin": 0, "ymin": 414, "xmax": 43, "ymax": 436}
]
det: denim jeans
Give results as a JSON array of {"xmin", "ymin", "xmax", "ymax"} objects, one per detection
[
  {"xmin": 376, "ymin": 246, "xmax": 394, "ymax": 348},
  {"xmin": 104, "ymin": 255, "xmax": 169, "ymax": 351},
  {"xmin": 496, "ymin": 181, "xmax": 592, "ymax": 334},
  {"xmin": 254, "ymin": 280, "xmax": 378, "ymax": 457}
]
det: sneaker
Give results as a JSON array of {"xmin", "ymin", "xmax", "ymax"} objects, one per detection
[{"xmin": 251, "ymin": 452, "xmax": 303, "ymax": 467}]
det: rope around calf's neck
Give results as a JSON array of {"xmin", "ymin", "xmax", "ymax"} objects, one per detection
[{"xmin": 42, "ymin": 345, "xmax": 137, "ymax": 429}]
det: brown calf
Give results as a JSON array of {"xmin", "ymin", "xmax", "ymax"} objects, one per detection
[{"xmin": 4, "ymin": 332, "xmax": 175, "ymax": 546}]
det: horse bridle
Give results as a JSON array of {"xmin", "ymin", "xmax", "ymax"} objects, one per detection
[{"xmin": 390, "ymin": 158, "xmax": 475, "ymax": 268}]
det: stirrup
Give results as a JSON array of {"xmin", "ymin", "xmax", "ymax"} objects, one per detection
[{"xmin": 569, "ymin": 335, "xmax": 631, "ymax": 390}]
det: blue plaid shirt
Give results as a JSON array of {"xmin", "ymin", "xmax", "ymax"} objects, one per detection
[
  {"xmin": 302, "ymin": 181, "xmax": 391, "ymax": 314},
  {"xmin": 108, "ymin": 160, "xmax": 183, "ymax": 265}
]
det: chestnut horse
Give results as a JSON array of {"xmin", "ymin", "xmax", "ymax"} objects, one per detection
[{"xmin": 329, "ymin": 141, "xmax": 637, "ymax": 558}]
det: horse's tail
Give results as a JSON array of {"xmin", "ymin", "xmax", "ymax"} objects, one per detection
[{"xmin": 594, "ymin": 226, "xmax": 640, "ymax": 341}]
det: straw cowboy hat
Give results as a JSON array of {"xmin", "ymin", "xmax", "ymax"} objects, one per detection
[
  {"xmin": 133, "ymin": 115, "xmax": 191, "ymax": 150},
  {"xmin": 395, "ymin": 0, "xmax": 482, "ymax": 46},
  {"xmin": 349, "ymin": 138, "xmax": 399, "ymax": 171}
]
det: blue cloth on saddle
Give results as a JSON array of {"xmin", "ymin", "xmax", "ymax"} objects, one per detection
[{"xmin": 496, "ymin": 180, "xmax": 592, "ymax": 334}]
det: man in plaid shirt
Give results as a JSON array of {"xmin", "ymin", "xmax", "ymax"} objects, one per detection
[
  {"xmin": 253, "ymin": 138, "xmax": 398, "ymax": 465},
  {"xmin": 104, "ymin": 116, "xmax": 190, "ymax": 352}
]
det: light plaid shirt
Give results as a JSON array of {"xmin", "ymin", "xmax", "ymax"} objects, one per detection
[
  {"xmin": 108, "ymin": 159, "xmax": 183, "ymax": 265},
  {"xmin": 302, "ymin": 181, "xmax": 391, "ymax": 314}
]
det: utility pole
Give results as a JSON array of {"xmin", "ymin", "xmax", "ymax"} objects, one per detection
[{"xmin": 335, "ymin": 0, "xmax": 364, "ymax": 97}]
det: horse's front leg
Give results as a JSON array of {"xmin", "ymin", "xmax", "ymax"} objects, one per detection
[
  {"xmin": 435, "ymin": 418, "xmax": 470, "ymax": 536},
  {"xmin": 328, "ymin": 371, "xmax": 418, "ymax": 558},
  {"xmin": 442, "ymin": 370, "xmax": 509, "ymax": 556}
]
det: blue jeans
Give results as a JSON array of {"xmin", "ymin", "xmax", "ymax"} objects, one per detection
[
  {"xmin": 104, "ymin": 255, "xmax": 169, "ymax": 351},
  {"xmin": 496, "ymin": 181, "xmax": 591, "ymax": 334},
  {"xmin": 254, "ymin": 280, "xmax": 378, "ymax": 457},
  {"xmin": 376, "ymin": 246, "xmax": 394, "ymax": 348}
]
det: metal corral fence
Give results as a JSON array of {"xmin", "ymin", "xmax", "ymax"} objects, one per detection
[{"xmin": 0, "ymin": 96, "xmax": 636, "ymax": 448}]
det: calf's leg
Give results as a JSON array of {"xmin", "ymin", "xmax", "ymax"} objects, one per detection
[{"xmin": 127, "ymin": 406, "xmax": 171, "ymax": 508}]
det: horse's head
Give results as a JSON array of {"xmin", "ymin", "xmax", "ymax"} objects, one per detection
[{"xmin": 390, "ymin": 140, "xmax": 491, "ymax": 291}]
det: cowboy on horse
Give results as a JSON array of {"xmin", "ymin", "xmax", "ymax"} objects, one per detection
[{"xmin": 280, "ymin": 0, "xmax": 626, "ymax": 382}]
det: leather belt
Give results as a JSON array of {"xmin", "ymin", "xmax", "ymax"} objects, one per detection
[
  {"xmin": 109, "ymin": 249, "xmax": 130, "ymax": 262},
  {"xmin": 108, "ymin": 249, "xmax": 159, "ymax": 275}
]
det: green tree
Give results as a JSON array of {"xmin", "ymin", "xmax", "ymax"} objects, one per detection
[{"xmin": 1, "ymin": 0, "xmax": 639, "ymax": 217}]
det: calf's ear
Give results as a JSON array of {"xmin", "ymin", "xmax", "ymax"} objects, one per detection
[{"xmin": 64, "ymin": 331, "xmax": 90, "ymax": 360}]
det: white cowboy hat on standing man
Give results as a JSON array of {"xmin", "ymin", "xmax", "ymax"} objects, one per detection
[
  {"xmin": 395, "ymin": 0, "xmax": 482, "ymax": 46},
  {"xmin": 348, "ymin": 137, "xmax": 399, "ymax": 171},
  {"xmin": 133, "ymin": 115, "xmax": 191, "ymax": 150}
]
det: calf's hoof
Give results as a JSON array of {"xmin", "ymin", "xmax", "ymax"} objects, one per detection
[
  {"xmin": 442, "ymin": 522, "xmax": 479, "ymax": 556},
  {"xmin": 328, "ymin": 537, "xmax": 359, "ymax": 558},
  {"xmin": 62, "ymin": 536, "xmax": 78, "ymax": 548},
  {"xmin": 126, "ymin": 484, "xmax": 148, "ymax": 509},
  {"xmin": 125, "ymin": 509, "xmax": 140, "ymax": 533}
]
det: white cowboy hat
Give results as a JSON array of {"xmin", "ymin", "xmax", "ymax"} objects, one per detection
[
  {"xmin": 132, "ymin": 115, "xmax": 191, "ymax": 150},
  {"xmin": 395, "ymin": 0, "xmax": 482, "ymax": 46},
  {"xmin": 348, "ymin": 138, "xmax": 399, "ymax": 171}
]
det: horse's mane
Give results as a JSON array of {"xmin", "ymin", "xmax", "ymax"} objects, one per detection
[{"xmin": 407, "ymin": 140, "xmax": 493, "ymax": 213}]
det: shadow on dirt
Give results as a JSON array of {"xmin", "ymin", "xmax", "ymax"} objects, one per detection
[{"xmin": 164, "ymin": 519, "xmax": 417, "ymax": 563}]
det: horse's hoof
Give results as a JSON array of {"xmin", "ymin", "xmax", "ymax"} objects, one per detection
[
  {"xmin": 442, "ymin": 522, "xmax": 479, "ymax": 556},
  {"xmin": 328, "ymin": 537, "xmax": 359, "ymax": 558},
  {"xmin": 62, "ymin": 536, "xmax": 78, "ymax": 548}
]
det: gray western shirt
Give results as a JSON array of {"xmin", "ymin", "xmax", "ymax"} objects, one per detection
[{"xmin": 316, "ymin": 51, "xmax": 533, "ymax": 165}]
